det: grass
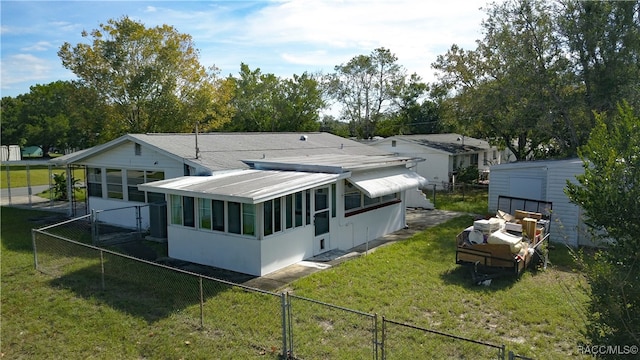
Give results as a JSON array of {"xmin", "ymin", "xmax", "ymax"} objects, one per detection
[
  {"xmin": 0, "ymin": 164, "xmax": 85, "ymax": 189},
  {"xmin": 1, "ymin": 206, "xmax": 591, "ymax": 359},
  {"xmin": 290, "ymin": 216, "xmax": 591, "ymax": 359},
  {"xmin": 432, "ymin": 187, "xmax": 490, "ymax": 215}
]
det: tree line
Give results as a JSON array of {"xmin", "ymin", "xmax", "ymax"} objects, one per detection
[{"xmin": 1, "ymin": 0, "xmax": 638, "ymax": 160}]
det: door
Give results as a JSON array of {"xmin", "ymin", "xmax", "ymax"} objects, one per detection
[{"xmin": 313, "ymin": 187, "xmax": 330, "ymax": 255}]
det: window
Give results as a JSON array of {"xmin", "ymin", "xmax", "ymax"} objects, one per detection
[
  {"xmin": 145, "ymin": 171, "xmax": 165, "ymax": 203},
  {"xmin": 127, "ymin": 170, "xmax": 146, "ymax": 202},
  {"xmin": 331, "ymin": 184, "xmax": 336, "ymax": 218},
  {"xmin": 285, "ymin": 194, "xmax": 293, "ymax": 229},
  {"xmin": 391, "ymin": 140, "xmax": 397, "ymax": 147},
  {"xmin": 170, "ymin": 195, "xmax": 194, "ymax": 227},
  {"xmin": 264, "ymin": 200, "xmax": 273, "ymax": 236},
  {"xmin": 106, "ymin": 169, "xmax": 123, "ymax": 199},
  {"xmin": 229, "ymin": 201, "xmax": 254, "ymax": 236},
  {"xmin": 274, "ymin": 198, "xmax": 282, "ymax": 233},
  {"xmin": 228, "ymin": 202, "xmax": 241, "ymax": 234},
  {"xmin": 363, "ymin": 194, "xmax": 380, "ymax": 207},
  {"xmin": 128, "ymin": 170, "xmax": 165, "ymax": 203},
  {"xmin": 183, "ymin": 196, "xmax": 195, "ymax": 227},
  {"xmin": 243, "ymin": 204, "xmax": 255, "ymax": 236},
  {"xmin": 264, "ymin": 198, "xmax": 285, "ymax": 237},
  {"xmin": 170, "ymin": 194, "xmax": 182, "ymax": 225},
  {"xmin": 344, "ymin": 180, "xmax": 400, "ymax": 216},
  {"xmin": 87, "ymin": 167, "xmax": 102, "ymax": 197},
  {"xmin": 344, "ymin": 182, "xmax": 361, "ymax": 210},
  {"xmin": 295, "ymin": 192, "xmax": 303, "ymax": 227},
  {"xmin": 470, "ymin": 153, "xmax": 479, "ymax": 166},
  {"xmin": 134, "ymin": 143, "xmax": 141, "ymax": 156},
  {"xmin": 199, "ymin": 198, "xmax": 212, "ymax": 230},
  {"xmin": 212, "ymin": 200, "xmax": 225, "ymax": 231}
]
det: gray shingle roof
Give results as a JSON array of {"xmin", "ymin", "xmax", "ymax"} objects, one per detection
[
  {"xmin": 53, "ymin": 132, "xmax": 391, "ymax": 171},
  {"xmin": 381, "ymin": 134, "xmax": 492, "ymax": 154}
]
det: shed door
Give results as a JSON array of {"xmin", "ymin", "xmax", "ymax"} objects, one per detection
[{"xmin": 313, "ymin": 187, "xmax": 330, "ymax": 255}]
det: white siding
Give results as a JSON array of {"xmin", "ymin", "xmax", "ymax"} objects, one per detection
[
  {"xmin": 81, "ymin": 141, "xmax": 185, "ymax": 177},
  {"xmin": 489, "ymin": 164, "xmax": 547, "ymax": 212},
  {"xmin": 371, "ymin": 139, "xmax": 450, "ymax": 189},
  {"xmin": 546, "ymin": 160, "xmax": 586, "ymax": 246},
  {"xmin": 489, "ymin": 159, "xmax": 587, "ymax": 247},
  {"xmin": 168, "ymin": 226, "xmax": 264, "ymax": 275}
]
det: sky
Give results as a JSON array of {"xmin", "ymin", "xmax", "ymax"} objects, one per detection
[{"xmin": 0, "ymin": 0, "xmax": 491, "ymax": 98}]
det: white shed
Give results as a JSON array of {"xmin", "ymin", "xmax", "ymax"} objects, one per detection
[
  {"xmin": 1, "ymin": 145, "xmax": 21, "ymax": 161},
  {"xmin": 488, "ymin": 158, "xmax": 591, "ymax": 247}
]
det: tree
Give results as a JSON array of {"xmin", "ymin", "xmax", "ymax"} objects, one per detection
[
  {"xmin": 393, "ymin": 74, "xmax": 441, "ymax": 135},
  {"xmin": 327, "ymin": 48, "xmax": 405, "ymax": 139},
  {"xmin": 432, "ymin": 0, "xmax": 590, "ymax": 160},
  {"xmin": 559, "ymin": 0, "xmax": 640, "ymax": 115},
  {"xmin": 58, "ymin": 16, "xmax": 232, "ymax": 136},
  {"xmin": 565, "ymin": 102, "xmax": 640, "ymax": 350},
  {"xmin": 0, "ymin": 96, "xmax": 27, "ymax": 150},
  {"xmin": 224, "ymin": 64, "xmax": 323, "ymax": 132},
  {"xmin": 1, "ymin": 81, "xmax": 108, "ymax": 153}
]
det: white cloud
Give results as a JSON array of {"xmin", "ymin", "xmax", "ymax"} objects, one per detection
[
  {"xmin": 21, "ymin": 41, "xmax": 55, "ymax": 52},
  {"xmin": 1, "ymin": 54, "xmax": 52, "ymax": 86}
]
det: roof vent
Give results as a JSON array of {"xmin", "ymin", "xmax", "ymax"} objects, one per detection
[{"xmin": 300, "ymin": 135, "xmax": 308, "ymax": 141}]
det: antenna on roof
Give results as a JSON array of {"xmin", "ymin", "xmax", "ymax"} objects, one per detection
[{"xmin": 195, "ymin": 122, "xmax": 200, "ymax": 159}]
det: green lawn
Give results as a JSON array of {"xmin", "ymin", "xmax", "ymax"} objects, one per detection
[
  {"xmin": 0, "ymin": 164, "xmax": 85, "ymax": 189},
  {"xmin": 1, "ymin": 206, "xmax": 591, "ymax": 359}
]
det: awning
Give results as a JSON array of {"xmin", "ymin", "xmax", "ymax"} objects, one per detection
[
  {"xmin": 347, "ymin": 167, "xmax": 427, "ymax": 198},
  {"xmin": 138, "ymin": 169, "xmax": 348, "ymax": 204}
]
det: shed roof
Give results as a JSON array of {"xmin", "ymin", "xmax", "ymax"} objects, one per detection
[{"xmin": 52, "ymin": 133, "xmax": 390, "ymax": 171}]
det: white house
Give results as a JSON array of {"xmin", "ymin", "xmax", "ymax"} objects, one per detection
[
  {"xmin": 52, "ymin": 132, "xmax": 432, "ymax": 275},
  {"xmin": 488, "ymin": 158, "xmax": 591, "ymax": 247},
  {"xmin": 370, "ymin": 134, "xmax": 512, "ymax": 189},
  {"xmin": 139, "ymin": 154, "xmax": 427, "ymax": 276}
]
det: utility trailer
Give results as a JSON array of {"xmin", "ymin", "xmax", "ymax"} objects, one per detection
[{"xmin": 456, "ymin": 196, "xmax": 552, "ymax": 284}]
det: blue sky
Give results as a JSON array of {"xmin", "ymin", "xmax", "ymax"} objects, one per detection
[{"xmin": 1, "ymin": 0, "xmax": 490, "ymax": 98}]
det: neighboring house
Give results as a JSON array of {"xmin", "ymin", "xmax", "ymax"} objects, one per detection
[
  {"xmin": 488, "ymin": 158, "xmax": 591, "ymax": 247},
  {"xmin": 52, "ymin": 132, "xmax": 432, "ymax": 275},
  {"xmin": 21, "ymin": 146, "xmax": 43, "ymax": 158},
  {"xmin": 369, "ymin": 134, "xmax": 512, "ymax": 189}
]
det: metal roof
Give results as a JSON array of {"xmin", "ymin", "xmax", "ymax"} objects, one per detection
[
  {"xmin": 245, "ymin": 154, "xmax": 424, "ymax": 173},
  {"xmin": 347, "ymin": 167, "xmax": 428, "ymax": 198},
  {"xmin": 138, "ymin": 169, "xmax": 349, "ymax": 204}
]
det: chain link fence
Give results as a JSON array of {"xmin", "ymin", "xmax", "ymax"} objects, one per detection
[
  {"xmin": 287, "ymin": 294, "xmax": 378, "ymax": 359},
  {"xmin": 381, "ymin": 317, "xmax": 505, "ymax": 359},
  {"xmin": 32, "ymin": 214, "xmax": 533, "ymax": 359}
]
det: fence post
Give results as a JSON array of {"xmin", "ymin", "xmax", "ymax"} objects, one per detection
[
  {"xmin": 199, "ymin": 276, "xmax": 204, "ymax": 329},
  {"xmin": 100, "ymin": 249, "xmax": 105, "ymax": 290},
  {"xmin": 136, "ymin": 206, "xmax": 142, "ymax": 239},
  {"xmin": 381, "ymin": 316, "xmax": 386, "ymax": 360},
  {"xmin": 281, "ymin": 292, "xmax": 289, "ymax": 359},
  {"xmin": 91, "ymin": 209, "xmax": 97, "ymax": 244},
  {"xmin": 374, "ymin": 313, "xmax": 379, "ymax": 360},
  {"xmin": 432, "ymin": 184, "xmax": 437, "ymax": 207},
  {"xmin": 32, "ymin": 230, "xmax": 38, "ymax": 270}
]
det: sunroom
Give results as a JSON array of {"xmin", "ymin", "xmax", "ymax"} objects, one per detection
[{"xmin": 138, "ymin": 155, "xmax": 427, "ymax": 276}]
